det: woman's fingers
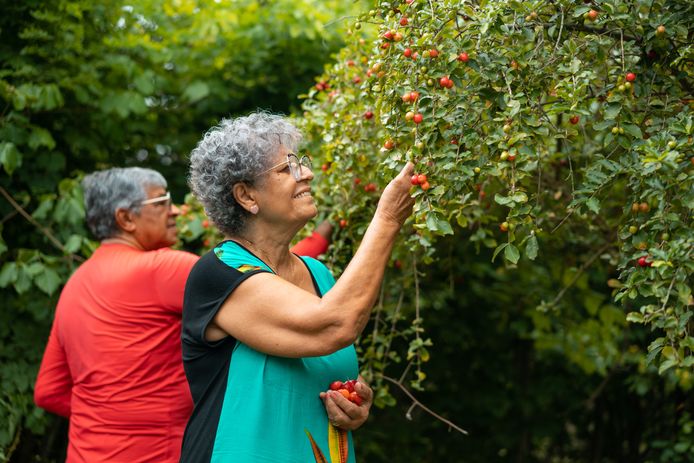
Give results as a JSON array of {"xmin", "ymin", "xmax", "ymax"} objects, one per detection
[{"xmin": 376, "ymin": 162, "xmax": 416, "ymax": 226}]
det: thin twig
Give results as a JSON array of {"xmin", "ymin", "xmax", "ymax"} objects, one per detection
[
  {"xmin": 549, "ymin": 242, "xmax": 611, "ymax": 306},
  {"xmin": 0, "ymin": 186, "xmax": 85, "ymax": 262},
  {"xmin": 381, "ymin": 374, "xmax": 469, "ymax": 435},
  {"xmin": 553, "ymin": 9, "xmax": 564, "ymax": 54}
]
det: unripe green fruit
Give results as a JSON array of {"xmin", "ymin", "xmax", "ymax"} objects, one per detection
[
  {"xmin": 668, "ymin": 141, "xmax": 676, "ymax": 149},
  {"xmin": 426, "ymin": 79, "xmax": 434, "ymax": 87},
  {"xmin": 612, "ymin": 127, "xmax": 619, "ymax": 134},
  {"xmin": 628, "ymin": 225, "xmax": 638, "ymax": 234},
  {"xmin": 500, "ymin": 151, "xmax": 509, "ymax": 161},
  {"xmin": 618, "ymin": 84, "xmax": 626, "ymax": 92},
  {"xmin": 474, "ymin": 167, "xmax": 481, "ymax": 174}
]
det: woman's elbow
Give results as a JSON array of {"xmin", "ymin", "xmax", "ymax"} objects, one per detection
[{"xmin": 315, "ymin": 325, "xmax": 358, "ymax": 355}]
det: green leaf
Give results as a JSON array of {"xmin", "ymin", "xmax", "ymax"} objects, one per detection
[
  {"xmin": 492, "ymin": 243, "xmax": 508, "ymax": 262},
  {"xmin": 604, "ymin": 103, "xmax": 621, "ymax": 120},
  {"xmin": 0, "ymin": 142, "xmax": 22, "ymax": 175},
  {"xmin": 133, "ymin": 73, "xmax": 155, "ymax": 95},
  {"xmin": 593, "ymin": 120, "xmax": 614, "ymax": 131},
  {"xmin": 28, "ymin": 127, "xmax": 56, "ymax": 150},
  {"xmin": 0, "ymin": 262, "xmax": 18, "ymax": 287},
  {"xmin": 494, "ymin": 194, "xmax": 513, "ymax": 206},
  {"xmin": 425, "ymin": 214, "xmax": 453, "ymax": 235},
  {"xmin": 525, "ymin": 235, "xmax": 538, "ymax": 260},
  {"xmin": 626, "ymin": 312, "xmax": 644, "ymax": 323},
  {"xmin": 622, "ymin": 124, "xmax": 642, "ymax": 139},
  {"xmin": 585, "ymin": 197, "xmax": 600, "ymax": 213},
  {"xmin": 504, "ymin": 244, "xmax": 520, "ymax": 264},
  {"xmin": 34, "ymin": 267, "xmax": 62, "ymax": 295},
  {"xmin": 64, "ymin": 235, "xmax": 82, "ymax": 254},
  {"xmin": 183, "ymin": 81, "xmax": 210, "ymax": 103},
  {"xmin": 658, "ymin": 358, "xmax": 677, "ymax": 375}
]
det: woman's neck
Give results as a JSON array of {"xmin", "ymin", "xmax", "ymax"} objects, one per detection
[{"xmin": 230, "ymin": 229, "xmax": 295, "ymax": 276}]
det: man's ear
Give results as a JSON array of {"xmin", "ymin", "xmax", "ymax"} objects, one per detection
[
  {"xmin": 114, "ymin": 208, "xmax": 137, "ymax": 233},
  {"xmin": 232, "ymin": 183, "xmax": 258, "ymax": 214}
]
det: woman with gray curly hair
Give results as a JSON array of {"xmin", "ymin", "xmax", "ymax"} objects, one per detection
[{"xmin": 181, "ymin": 112, "xmax": 414, "ymax": 463}]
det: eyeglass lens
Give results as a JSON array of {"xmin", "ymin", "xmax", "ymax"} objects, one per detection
[{"xmin": 288, "ymin": 155, "xmax": 312, "ymax": 180}]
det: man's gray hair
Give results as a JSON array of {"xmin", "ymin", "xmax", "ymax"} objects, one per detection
[
  {"xmin": 82, "ymin": 167, "xmax": 167, "ymax": 240},
  {"xmin": 188, "ymin": 111, "xmax": 302, "ymax": 236}
]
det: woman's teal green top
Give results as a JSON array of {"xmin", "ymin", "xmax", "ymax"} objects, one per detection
[{"xmin": 180, "ymin": 241, "xmax": 358, "ymax": 463}]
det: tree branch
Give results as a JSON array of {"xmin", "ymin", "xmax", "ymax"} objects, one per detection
[
  {"xmin": 0, "ymin": 186, "xmax": 85, "ymax": 262},
  {"xmin": 380, "ymin": 374, "xmax": 469, "ymax": 435}
]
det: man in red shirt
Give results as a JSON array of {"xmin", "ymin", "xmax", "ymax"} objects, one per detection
[{"xmin": 34, "ymin": 167, "xmax": 363, "ymax": 462}]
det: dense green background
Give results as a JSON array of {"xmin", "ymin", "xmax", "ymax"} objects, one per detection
[{"xmin": 1, "ymin": 0, "xmax": 692, "ymax": 462}]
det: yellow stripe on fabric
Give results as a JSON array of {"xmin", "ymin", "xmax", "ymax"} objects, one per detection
[{"xmin": 328, "ymin": 424, "xmax": 348, "ymax": 463}]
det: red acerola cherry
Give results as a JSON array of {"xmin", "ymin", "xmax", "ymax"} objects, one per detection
[
  {"xmin": 364, "ymin": 111, "xmax": 374, "ymax": 119},
  {"xmin": 420, "ymin": 181, "xmax": 430, "ymax": 191},
  {"xmin": 429, "ymin": 49, "xmax": 439, "ymax": 58},
  {"xmin": 411, "ymin": 174, "xmax": 420, "ymax": 185},
  {"xmin": 637, "ymin": 256, "xmax": 650, "ymax": 267},
  {"xmin": 349, "ymin": 391, "xmax": 363, "ymax": 405},
  {"xmin": 458, "ymin": 52, "xmax": 469, "ymax": 62},
  {"xmin": 417, "ymin": 174, "xmax": 427, "ymax": 184},
  {"xmin": 570, "ymin": 115, "xmax": 580, "ymax": 125},
  {"xmin": 403, "ymin": 48, "xmax": 412, "ymax": 58},
  {"xmin": 413, "ymin": 113, "xmax": 423, "ymax": 124},
  {"xmin": 400, "ymin": 16, "xmax": 408, "ymax": 26},
  {"xmin": 329, "ymin": 380, "xmax": 343, "ymax": 391},
  {"xmin": 339, "ymin": 219, "xmax": 348, "ymax": 229},
  {"xmin": 625, "ymin": 72, "xmax": 636, "ymax": 82}
]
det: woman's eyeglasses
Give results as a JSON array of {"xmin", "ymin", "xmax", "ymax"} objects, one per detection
[{"xmin": 257, "ymin": 153, "xmax": 313, "ymax": 181}]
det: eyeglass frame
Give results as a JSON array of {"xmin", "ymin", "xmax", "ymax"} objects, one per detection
[
  {"xmin": 256, "ymin": 153, "xmax": 313, "ymax": 182},
  {"xmin": 138, "ymin": 191, "xmax": 172, "ymax": 206}
]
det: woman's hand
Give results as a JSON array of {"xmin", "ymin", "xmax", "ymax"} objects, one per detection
[
  {"xmin": 375, "ymin": 162, "xmax": 416, "ymax": 227},
  {"xmin": 319, "ymin": 378, "xmax": 374, "ymax": 431}
]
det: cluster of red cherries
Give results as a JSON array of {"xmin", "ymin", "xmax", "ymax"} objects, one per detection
[{"xmin": 328, "ymin": 379, "xmax": 362, "ymax": 405}]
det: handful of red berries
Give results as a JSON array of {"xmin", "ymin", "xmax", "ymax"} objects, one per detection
[{"xmin": 328, "ymin": 379, "xmax": 362, "ymax": 405}]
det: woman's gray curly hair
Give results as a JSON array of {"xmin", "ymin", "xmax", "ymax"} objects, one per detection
[
  {"xmin": 82, "ymin": 167, "xmax": 167, "ymax": 240},
  {"xmin": 188, "ymin": 112, "xmax": 302, "ymax": 236}
]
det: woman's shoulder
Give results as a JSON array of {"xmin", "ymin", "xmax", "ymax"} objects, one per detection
[{"xmin": 213, "ymin": 240, "xmax": 273, "ymax": 273}]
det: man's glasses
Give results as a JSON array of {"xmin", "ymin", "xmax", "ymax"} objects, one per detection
[
  {"xmin": 257, "ymin": 153, "xmax": 312, "ymax": 181},
  {"xmin": 139, "ymin": 192, "xmax": 172, "ymax": 207}
]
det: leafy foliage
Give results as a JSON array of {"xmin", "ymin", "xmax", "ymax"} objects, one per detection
[
  {"xmin": 301, "ymin": 0, "xmax": 692, "ymax": 381},
  {"xmin": 298, "ymin": 0, "xmax": 693, "ymax": 460}
]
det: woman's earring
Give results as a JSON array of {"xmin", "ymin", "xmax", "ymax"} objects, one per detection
[{"xmin": 250, "ymin": 205, "xmax": 259, "ymax": 215}]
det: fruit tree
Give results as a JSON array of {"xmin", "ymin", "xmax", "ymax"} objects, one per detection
[{"xmin": 298, "ymin": 0, "xmax": 693, "ymax": 404}]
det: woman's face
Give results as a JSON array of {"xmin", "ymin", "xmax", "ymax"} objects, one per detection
[{"xmin": 254, "ymin": 147, "xmax": 318, "ymax": 229}]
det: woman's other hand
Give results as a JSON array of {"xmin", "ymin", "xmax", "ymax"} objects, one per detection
[
  {"xmin": 375, "ymin": 162, "xmax": 416, "ymax": 227},
  {"xmin": 319, "ymin": 378, "xmax": 374, "ymax": 431}
]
